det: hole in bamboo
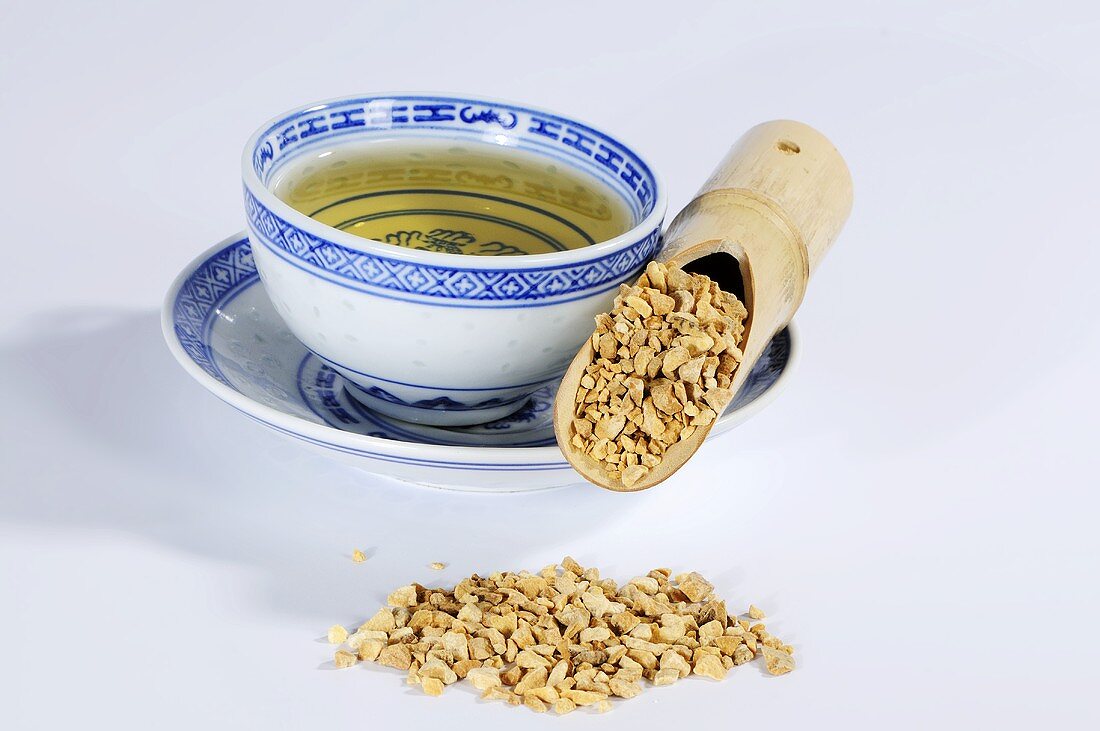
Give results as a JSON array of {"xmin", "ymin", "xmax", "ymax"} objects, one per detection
[
  {"xmin": 776, "ymin": 139, "xmax": 800, "ymax": 155},
  {"xmin": 682, "ymin": 252, "xmax": 746, "ymax": 303}
]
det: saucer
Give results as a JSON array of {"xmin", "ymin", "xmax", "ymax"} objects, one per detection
[{"xmin": 162, "ymin": 233, "xmax": 799, "ymax": 491}]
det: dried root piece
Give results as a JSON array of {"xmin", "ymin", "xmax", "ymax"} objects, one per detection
[
  {"xmin": 323, "ymin": 560, "xmax": 791, "ymax": 713},
  {"xmin": 571, "ymin": 261, "xmax": 748, "ymax": 486},
  {"xmin": 760, "ymin": 645, "xmax": 796, "ymax": 676},
  {"xmin": 333, "ymin": 649, "xmax": 357, "ymax": 669},
  {"xmin": 386, "ymin": 585, "xmax": 418, "ymax": 607},
  {"xmin": 693, "ymin": 654, "xmax": 727, "ymax": 680},
  {"xmin": 421, "ymin": 677, "xmax": 444, "ymax": 696}
]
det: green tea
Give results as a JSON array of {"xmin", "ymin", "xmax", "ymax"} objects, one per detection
[{"xmin": 272, "ymin": 139, "xmax": 635, "ymax": 256}]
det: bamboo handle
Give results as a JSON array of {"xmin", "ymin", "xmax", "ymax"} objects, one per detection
[
  {"xmin": 658, "ymin": 120, "xmax": 852, "ymax": 354},
  {"xmin": 660, "ymin": 120, "xmax": 853, "ymax": 273}
]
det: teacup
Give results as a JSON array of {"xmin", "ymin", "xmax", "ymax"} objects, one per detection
[{"xmin": 242, "ymin": 93, "xmax": 665, "ymax": 426}]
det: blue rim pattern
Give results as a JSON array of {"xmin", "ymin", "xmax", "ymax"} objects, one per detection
[
  {"xmin": 246, "ymin": 189, "xmax": 662, "ymax": 305},
  {"xmin": 172, "ymin": 241, "xmax": 258, "ymax": 387},
  {"xmin": 250, "ymin": 96, "xmax": 657, "ymax": 216}
]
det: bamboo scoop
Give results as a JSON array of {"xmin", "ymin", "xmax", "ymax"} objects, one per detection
[{"xmin": 553, "ymin": 120, "xmax": 853, "ymax": 491}]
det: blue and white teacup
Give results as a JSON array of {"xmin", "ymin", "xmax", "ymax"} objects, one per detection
[{"xmin": 242, "ymin": 93, "xmax": 666, "ymax": 426}]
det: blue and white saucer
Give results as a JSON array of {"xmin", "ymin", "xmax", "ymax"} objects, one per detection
[{"xmin": 162, "ymin": 233, "xmax": 798, "ymax": 491}]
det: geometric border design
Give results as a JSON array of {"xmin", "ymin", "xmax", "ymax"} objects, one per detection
[
  {"xmin": 171, "ymin": 237, "xmax": 257, "ymax": 386},
  {"xmin": 248, "ymin": 95, "xmax": 659, "ymax": 216},
  {"xmin": 245, "ymin": 189, "xmax": 662, "ymax": 304}
]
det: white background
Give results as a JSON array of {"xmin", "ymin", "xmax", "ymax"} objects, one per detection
[{"xmin": 1, "ymin": 1, "xmax": 1097, "ymax": 728}]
